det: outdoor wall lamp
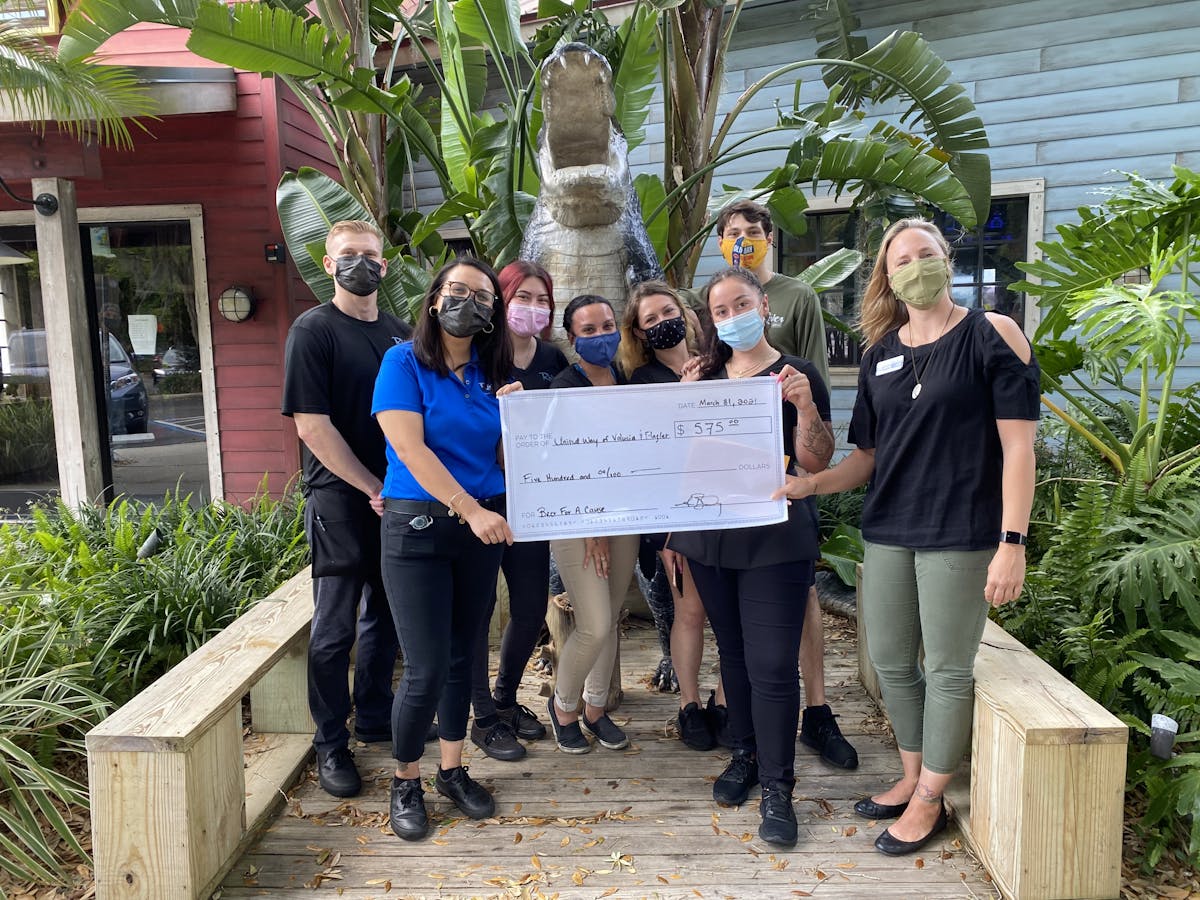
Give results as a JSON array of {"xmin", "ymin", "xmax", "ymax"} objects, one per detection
[
  {"xmin": 216, "ymin": 285, "xmax": 256, "ymax": 322},
  {"xmin": 0, "ymin": 240, "xmax": 31, "ymax": 266},
  {"xmin": 0, "ymin": 174, "xmax": 59, "ymax": 217}
]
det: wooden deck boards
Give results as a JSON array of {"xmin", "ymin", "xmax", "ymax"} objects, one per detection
[{"xmin": 220, "ymin": 615, "xmax": 999, "ymax": 899}]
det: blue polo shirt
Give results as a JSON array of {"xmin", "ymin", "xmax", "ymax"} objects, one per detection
[{"xmin": 371, "ymin": 342, "xmax": 505, "ymax": 501}]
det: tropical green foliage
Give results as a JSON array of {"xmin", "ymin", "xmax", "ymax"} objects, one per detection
[
  {"xmin": 0, "ymin": 6, "xmax": 153, "ymax": 149},
  {"xmin": 0, "ymin": 398, "xmax": 54, "ymax": 480},
  {"xmin": 998, "ymin": 169, "xmax": 1200, "ymax": 872},
  {"xmin": 0, "ymin": 490, "xmax": 308, "ymax": 890},
  {"xmin": 61, "ymin": 0, "xmax": 990, "ymax": 306}
]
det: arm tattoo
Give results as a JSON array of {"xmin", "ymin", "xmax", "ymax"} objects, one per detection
[{"xmin": 794, "ymin": 417, "xmax": 834, "ymax": 468}]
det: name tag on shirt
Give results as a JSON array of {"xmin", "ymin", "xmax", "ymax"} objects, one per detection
[{"xmin": 875, "ymin": 355, "xmax": 904, "ymax": 376}]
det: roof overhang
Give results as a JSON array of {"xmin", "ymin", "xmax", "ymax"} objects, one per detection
[{"xmin": 0, "ymin": 64, "xmax": 238, "ymax": 127}]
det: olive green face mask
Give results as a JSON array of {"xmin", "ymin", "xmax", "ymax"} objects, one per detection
[{"xmin": 889, "ymin": 257, "xmax": 950, "ymax": 310}]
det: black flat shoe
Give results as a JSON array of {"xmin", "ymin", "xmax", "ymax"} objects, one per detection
[
  {"xmin": 471, "ymin": 720, "xmax": 527, "ymax": 761},
  {"xmin": 436, "ymin": 766, "xmax": 496, "ymax": 819},
  {"xmin": 389, "ymin": 776, "xmax": 428, "ymax": 841},
  {"xmin": 316, "ymin": 747, "xmax": 361, "ymax": 798},
  {"xmin": 854, "ymin": 796, "xmax": 910, "ymax": 820},
  {"xmin": 874, "ymin": 802, "xmax": 949, "ymax": 856}
]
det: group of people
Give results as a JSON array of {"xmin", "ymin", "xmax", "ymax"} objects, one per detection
[{"xmin": 281, "ymin": 200, "xmax": 1039, "ymax": 855}]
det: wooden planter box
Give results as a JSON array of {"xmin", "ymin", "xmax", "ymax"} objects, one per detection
[{"xmin": 856, "ymin": 565, "xmax": 1127, "ymax": 900}]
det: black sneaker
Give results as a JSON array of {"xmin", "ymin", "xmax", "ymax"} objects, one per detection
[
  {"xmin": 497, "ymin": 702, "xmax": 548, "ymax": 740},
  {"xmin": 705, "ymin": 691, "xmax": 732, "ymax": 749},
  {"xmin": 759, "ymin": 787, "xmax": 798, "ymax": 847},
  {"xmin": 471, "ymin": 720, "xmax": 527, "ymax": 761},
  {"xmin": 389, "ymin": 776, "xmax": 428, "ymax": 841},
  {"xmin": 435, "ymin": 766, "xmax": 495, "ymax": 819},
  {"xmin": 799, "ymin": 704, "xmax": 859, "ymax": 769},
  {"xmin": 316, "ymin": 747, "xmax": 361, "ymax": 798},
  {"xmin": 546, "ymin": 696, "xmax": 590, "ymax": 754},
  {"xmin": 581, "ymin": 711, "xmax": 629, "ymax": 750},
  {"xmin": 712, "ymin": 749, "xmax": 758, "ymax": 806},
  {"xmin": 678, "ymin": 702, "xmax": 716, "ymax": 751}
]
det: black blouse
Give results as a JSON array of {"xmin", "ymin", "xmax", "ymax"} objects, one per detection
[
  {"xmin": 667, "ymin": 355, "xmax": 830, "ymax": 568},
  {"xmin": 849, "ymin": 309, "xmax": 1040, "ymax": 550},
  {"xmin": 511, "ymin": 338, "xmax": 568, "ymax": 391}
]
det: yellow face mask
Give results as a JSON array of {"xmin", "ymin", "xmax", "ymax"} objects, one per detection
[{"xmin": 719, "ymin": 236, "xmax": 769, "ymax": 269}]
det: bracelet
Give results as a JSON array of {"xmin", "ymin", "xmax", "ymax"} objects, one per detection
[{"xmin": 448, "ymin": 490, "xmax": 469, "ymax": 516}]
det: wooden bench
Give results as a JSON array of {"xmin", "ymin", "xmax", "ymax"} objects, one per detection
[
  {"xmin": 87, "ymin": 566, "xmax": 316, "ymax": 900},
  {"xmin": 856, "ymin": 566, "xmax": 1127, "ymax": 899}
]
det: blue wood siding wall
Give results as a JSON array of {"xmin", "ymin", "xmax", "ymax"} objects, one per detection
[{"xmin": 622, "ymin": 0, "xmax": 1200, "ymax": 420}]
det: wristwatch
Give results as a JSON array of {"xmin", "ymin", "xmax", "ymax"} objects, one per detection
[{"xmin": 1000, "ymin": 530, "xmax": 1027, "ymax": 546}]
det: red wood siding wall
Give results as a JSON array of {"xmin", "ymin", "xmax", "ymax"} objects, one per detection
[{"xmin": 2, "ymin": 19, "xmax": 341, "ymax": 501}]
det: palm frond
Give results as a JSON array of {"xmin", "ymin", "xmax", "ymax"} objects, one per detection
[
  {"xmin": 795, "ymin": 247, "xmax": 863, "ymax": 293},
  {"xmin": 0, "ymin": 21, "xmax": 153, "ymax": 149},
  {"xmin": 58, "ymin": 0, "xmax": 201, "ymax": 62}
]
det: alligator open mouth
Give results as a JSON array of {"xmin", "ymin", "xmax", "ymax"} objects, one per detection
[{"xmin": 539, "ymin": 43, "xmax": 627, "ymax": 228}]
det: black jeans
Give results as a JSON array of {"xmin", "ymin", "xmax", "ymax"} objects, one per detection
[
  {"xmin": 304, "ymin": 493, "xmax": 397, "ymax": 754},
  {"xmin": 689, "ymin": 559, "xmax": 814, "ymax": 792},
  {"xmin": 471, "ymin": 539, "xmax": 551, "ymax": 719},
  {"xmin": 381, "ymin": 509, "xmax": 504, "ymax": 763}
]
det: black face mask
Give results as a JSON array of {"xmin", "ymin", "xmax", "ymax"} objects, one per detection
[
  {"xmin": 644, "ymin": 315, "xmax": 687, "ymax": 351},
  {"xmin": 438, "ymin": 295, "xmax": 494, "ymax": 337},
  {"xmin": 334, "ymin": 254, "xmax": 383, "ymax": 297}
]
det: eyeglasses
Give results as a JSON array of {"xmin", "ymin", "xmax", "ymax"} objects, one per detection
[{"xmin": 443, "ymin": 281, "xmax": 496, "ymax": 307}]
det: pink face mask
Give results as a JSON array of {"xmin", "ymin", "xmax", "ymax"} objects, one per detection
[{"xmin": 507, "ymin": 303, "xmax": 552, "ymax": 337}]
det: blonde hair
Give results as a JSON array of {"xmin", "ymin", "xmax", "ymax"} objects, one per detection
[
  {"xmin": 859, "ymin": 218, "xmax": 952, "ymax": 346},
  {"xmin": 617, "ymin": 281, "xmax": 699, "ymax": 376},
  {"xmin": 325, "ymin": 219, "xmax": 384, "ymax": 255}
]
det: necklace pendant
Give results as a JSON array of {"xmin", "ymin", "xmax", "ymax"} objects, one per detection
[{"xmin": 911, "ymin": 383, "xmax": 922, "ymax": 400}]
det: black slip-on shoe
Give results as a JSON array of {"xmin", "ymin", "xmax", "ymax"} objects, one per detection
[
  {"xmin": 497, "ymin": 702, "xmax": 548, "ymax": 741},
  {"xmin": 471, "ymin": 720, "xmax": 527, "ymax": 762},
  {"xmin": 799, "ymin": 704, "xmax": 859, "ymax": 770},
  {"xmin": 854, "ymin": 796, "xmax": 910, "ymax": 820},
  {"xmin": 874, "ymin": 802, "xmax": 949, "ymax": 856},
  {"xmin": 712, "ymin": 749, "xmax": 758, "ymax": 806},
  {"xmin": 759, "ymin": 787, "xmax": 798, "ymax": 847},
  {"xmin": 316, "ymin": 747, "xmax": 361, "ymax": 798},
  {"xmin": 581, "ymin": 711, "xmax": 629, "ymax": 750},
  {"xmin": 546, "ymin": 696, "xmax": 590, "ymax": 754},
  {"xmin": 389, "ymin": 776, "xmax": 428, "ymax": 841},
  {"xmin": 678, "ymin": 702, "xmax": 716, "ymax": 751},
  {"xmin": 435, "ymin": 766, "xmax": 496, "ymax": 819}
]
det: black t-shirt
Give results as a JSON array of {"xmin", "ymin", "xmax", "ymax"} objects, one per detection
[
  {"xmin": 512, "ymin": 339, "xmax": 569, "ymax": 390},
  {"xmin": 549, "ymin": 363, "xmax": 628, "ymax": 390},
  {"xmin": 667, "ymin": 355, "xmax": 830, "ymax": 568},
  {"xmin": 281, "ymin": 302, "xmax": 412, "ymax": 491},
  {"xmin": 629, "ymin": 359, "xmax": 681, "ymax": 385},
  {"xmin": 848, "ymin": 309, "xmax": 1040, "ymax": 550}
]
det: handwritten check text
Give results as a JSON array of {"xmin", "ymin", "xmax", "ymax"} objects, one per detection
[{"xmin": 500, "ymin": 379, "xmax": 787, "ymax": 541}]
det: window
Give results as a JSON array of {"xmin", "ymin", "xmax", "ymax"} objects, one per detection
[{"xmin": 778, "ymin": 184, "xmax": 1043, "ymax": 370}]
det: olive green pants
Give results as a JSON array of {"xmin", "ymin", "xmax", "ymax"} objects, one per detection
[{"xmin": 862, "ymin": 541, "xmax": 992, "ymax": 775}]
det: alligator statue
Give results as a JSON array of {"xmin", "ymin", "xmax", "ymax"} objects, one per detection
[
  {"xmin": 523, "ymin": 44, "xmax": 675, "ymax": 692},
  {"xmin": 519, "ymin": 42, "xmax": 664, "ymax": 340}
]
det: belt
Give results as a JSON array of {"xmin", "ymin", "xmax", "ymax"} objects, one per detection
[{"xmin": 384, "ymin": 495, "xmax": 505, "ymax": 517}]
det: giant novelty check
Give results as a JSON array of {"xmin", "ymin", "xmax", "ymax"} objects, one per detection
[{"xmin": 500, "ymin": 378, "xmax": 787, "ymax": 541}]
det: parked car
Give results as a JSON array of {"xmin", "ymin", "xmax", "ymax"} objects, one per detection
[
  {"xmin": 152, "ymin": 345, "xmax": 201, "ymax": 384},
  {"xmin": 3, "ymin": 330, "xmax": 149, "ymax": 434}
]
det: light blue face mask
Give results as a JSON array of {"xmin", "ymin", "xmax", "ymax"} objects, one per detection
[
  {"xmin": 575, "ymin": 330, "xmax": 621, "ymax": 367},
  {"xmin": 715, "ymin": 308, "xmax": 765, "ymax": 351}
]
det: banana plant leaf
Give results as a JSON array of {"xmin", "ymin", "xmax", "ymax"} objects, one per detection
[
  {"xmin": 455, "ymin": 0, "xmax": 529, "ymax": 64},
  {"xmin": 820, "ymin": 523, "xmax": 863, "ymax": 587},
  {"xmin": 276, "ymin": 168, "xmax": 410, "ymax": 319},
  {"xmin": 58, "ymin": 0, "xmax": 201, "ymax": 61},
  {"xmin": 182, "ymin": 2, "xmax": 401, "ymax": 116},
  {"xmin": 840, "ymin": 30, "xmax": 991, "ymax": 225},
  {"xmin": 634, "ymin": 173, "xmax": 669, "ymax": 262},
  {"xmin": 612, "ymin": 4, "xmax": 660, "ymax": 153},
  {"xmin": 796, "ymin": 247, "xmax": 864, "ymax": 293}
]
